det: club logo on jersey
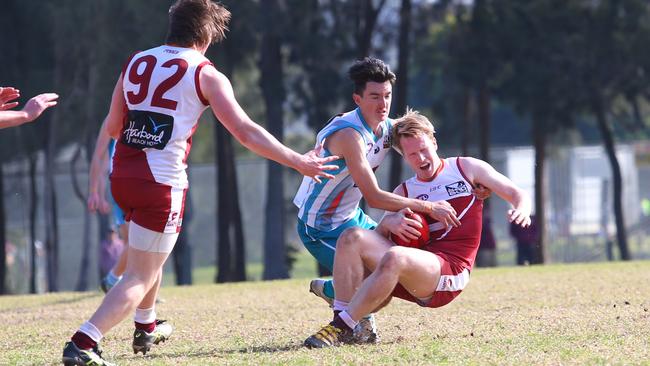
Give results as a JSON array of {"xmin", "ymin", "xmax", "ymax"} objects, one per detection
[
  {"xmin": 416, "ymin": 193, "xmax": 429, "ymax": 200},
  {"xmin": 441, "ymin": 278, "xmax": 454, "ymax": 290},
  {"xmin": 445, "ymin": 181, "xmax": 469, "ymax": 196},
  {"xmin": 121, "ymin": 110, "xmax": 173, "ymax": 150},
  {"xmin": 166, "ymin": 211, "xmax": 179, "ymax": 228},
  {"xmin": 383, "ymin": 125, "xmax": 393, "ymax": 148}
]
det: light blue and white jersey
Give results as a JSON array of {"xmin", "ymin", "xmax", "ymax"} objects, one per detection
[{"xmin": 293, "ymin": 108, "xmax": 394, "ymax": 231}]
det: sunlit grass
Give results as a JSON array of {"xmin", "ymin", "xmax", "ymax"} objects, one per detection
[{"xmin": 2, "ymin": 260, "xmax": 650, "ymax": 365}]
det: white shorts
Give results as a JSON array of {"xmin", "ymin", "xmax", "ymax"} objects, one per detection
[{"xmin": 128, "ymin": 221, "xmax": 179, "ymax": 253}]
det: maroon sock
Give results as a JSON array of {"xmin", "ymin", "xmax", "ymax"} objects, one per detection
[
  {"xmin": 71, "ymin": 331, "xmax": 97, "ymax": 350},
  {"xmin": 135, "ymin": 321, "xmax": 156, "ymax": 333},
  {"xmin": 331, "ymin": 313, "xmax": 352, "ymax": 332}
]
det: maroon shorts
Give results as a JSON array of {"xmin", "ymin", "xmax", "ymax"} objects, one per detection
[
  {"xmin": 110, "ymin": 177, "xmax": 187, "ymax": 233},
  {"xmin": 391, "ymin": 252, "xmax": 470, "ymax": 308}
]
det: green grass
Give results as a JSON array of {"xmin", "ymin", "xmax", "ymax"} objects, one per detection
[{"xmin": 3, "ymin": 261, "xmax": 650, "ymax": 365}]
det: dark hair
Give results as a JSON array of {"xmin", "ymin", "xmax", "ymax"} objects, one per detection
[
  {"xmin": 165, "ymin": 0, "xmax": 231, "ymax": 48},
  {"xmin": 347, "ymin": 57, "xmax": 396, "ymax": 95}
]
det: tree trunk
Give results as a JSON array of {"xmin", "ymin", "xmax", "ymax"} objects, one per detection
[
  {"xmin": 355, "ymin": 0, "xmax": 387, "ymax": 59},
  {"xmin": 460, "ymin": 87, "xmax": 472, "ymax": 156},
  {"xmin": 0, "ymin": 163, "xmax": 6, "ymax": 294},
  {"xmin": 71, "ymin": 145, "xmax": 92, "ymax": 291},
  {"xmin": 388, "ymin": 0, "xmax": 412, "ymax": 190},
  {"xmin": 173, "ymin": 231, "xmax": 192, "ymax": 285},
  {"xmin": 477, "ymin": 84, "xmax": 490, "ymax": 164},
  {"xmin": 532, "ymin": 115, "xmax": 547, "ymax": 264},
  {"xmin": 43, "ymin": 112, "xmax": 59, "ymax": 292},
  {"xmin": 260, "ymin": 0, "xmax": 288, "ymax": 280},
  {"xmin": 593, "ymin": 99, "xmax": 630, "ymax": 260},
  {"xmin": 214, "ymin": 38, "xmax": 246, "ymax": 283},
  {"xmin": 28, "ymin": 154, "xmax": 38, "ymax": 294},
  {"xmin": 215, "ymin": 121, "xmax": 247, "ymax": 282},
  {"xmin": 74, "ymin": 54, "xmax": 98, "ymax": 291},
  {"xmin": 173, "ymin": 191, "xmax": 192, "ymax": 285},
  {"xmin": 477, "ymin": 84, "xmax": 492, "ymax": 219}
]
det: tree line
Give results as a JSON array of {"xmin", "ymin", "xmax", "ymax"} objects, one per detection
[{"xmin": 0, "ymin": 0, "xmax": 648, "ymax": 294}]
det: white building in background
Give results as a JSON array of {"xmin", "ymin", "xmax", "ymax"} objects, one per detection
[{"xmin": 491, "ymin": 144, "xmax": 639, "ymax": 237}]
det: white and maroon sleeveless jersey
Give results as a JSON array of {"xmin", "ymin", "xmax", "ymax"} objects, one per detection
[
  {"xmin": 401, "ymin": 157, "xmax": 484, "ymax": 270},
  {"xmin": 112, "ymin": 45, "xmax": 212, "ymax": 189}
]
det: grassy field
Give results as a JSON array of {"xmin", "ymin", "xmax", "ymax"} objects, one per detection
[{"xmin": 2, "ymin": 261, "xmax": 650, "ymax": 365}]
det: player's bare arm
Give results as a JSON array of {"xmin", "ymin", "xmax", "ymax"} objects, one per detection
[
  {"xmin": 326, "ymin": 128, "xmax": 459, "ymax": 227},
  {"xmin": 200, "ymin": 65, "xmax": 339, "ymax": 182},
  {"xmin": 104, "ymin": 74, "xmax": 128, "ymax": 139},
  {"xmin": 87, "ymin": 122, "xmax": 112, "ymax": 214},
  {"xmin": 459, "ymin": 157, "xmax": 532, "ymax": 227},
  {"xmin": 0, "ymin": 92, "xmax": 58, "ymax": 129}
]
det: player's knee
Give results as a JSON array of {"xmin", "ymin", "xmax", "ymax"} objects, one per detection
[
  {"xmin": 122, "ymin": 270, "xmax": 157, "ymax": 288},
  {"xmin": 378, "ymin": 247, "xmax": 408, "ymax": 273},
  {"xmin": 338, "ymin": 227, "xmax": 366, "ymax": 248}
]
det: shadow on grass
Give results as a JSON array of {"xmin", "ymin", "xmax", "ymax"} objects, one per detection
[
  {"xmin": 0, "ymin": 292, "xmax": 101, "ymax": 313},
  {"xmin": 45, "ymin": 292, "xmax": 101, "ymax": 307},
  {"xmin": 121, "ymin": 343, "xmax": 307, "ymax": 360},
  {"xmin": 117, "ymin": 340, "xmax": 399, "ymax": 362}
]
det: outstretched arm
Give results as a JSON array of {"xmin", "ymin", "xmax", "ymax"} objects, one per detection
[
  {"xmin": 460, "ymin": 157, "xmax": 532, "ymax": 227},
  {"xmin": 200, "ymin": 65, "xmax": 339, "ymax": 182},
  {"xmin": 0, "ymin": 92, "xmax": 59, "ymax": 129}
]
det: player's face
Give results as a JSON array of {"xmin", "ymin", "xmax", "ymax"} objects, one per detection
[
  {"xmin": 353, "ymin": 81, "xmax": 392, "ymax": 127},
  {"xmin": 400, "ymin": 134, "xmax": 439, "ymax": 180}
]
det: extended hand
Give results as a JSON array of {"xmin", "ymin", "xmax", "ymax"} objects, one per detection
[
  {"xmin": 0, "ymin": 87, "xmax": 20, "ymax": 110},
  {"xmin": 426, "ymin": 200, "xmax": 460, "ymax": 228},
  {"xmin": 87, "ymin": 191, "xmax": 111, "ymax": 215},
  {"xmin": 299, "ymin": 144, "xmax": 340, "ymax": 183},
  {"xmin": 22, "ymin": 93, "xmax": 59, "ymax": 122},
  {"xmin": 507, "ymin": 208, "xmax": 531, "ymax": 227},
  {"xmin": 384, "ymin": 208, "xmax": 424, "ymax": 242}
]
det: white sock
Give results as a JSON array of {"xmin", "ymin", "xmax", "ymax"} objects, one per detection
[
  {"xmin": 333, "ymin": 299, "xmax": 348, "ymax": 312},
  {"xmin": 134, "ymin": 307, "xmax": 156, "ymax": 324},
  {"xmin": 338, "ymin": 310, "xmax": 358, "ymax": 330},
  {"xmin": 79, "ymin": 321, "xmax": 103, "ymax": 343}
]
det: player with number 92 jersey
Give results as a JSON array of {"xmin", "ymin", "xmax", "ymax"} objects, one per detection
[{"xmin": 112, "ymin": 45, "xmax": 212, "ymax": 190}]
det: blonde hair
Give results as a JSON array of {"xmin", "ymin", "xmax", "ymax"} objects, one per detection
[{"xmin": 392, "ymin": 108, "xmax": 436, "ymax": 153}]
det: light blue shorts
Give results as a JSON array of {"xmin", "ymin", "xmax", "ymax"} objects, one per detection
[{"xmin": 297, "ymin": 208, "xmax": 377, "ymax": 270}]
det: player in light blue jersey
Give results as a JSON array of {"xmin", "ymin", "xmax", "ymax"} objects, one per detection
[{"xmin": 293, "ymin": 57, "xmax": 484, "ymax": 342}]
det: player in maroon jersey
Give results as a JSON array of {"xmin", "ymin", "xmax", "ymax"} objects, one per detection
[
  {"xmin": 304, "ymin": 109, "xmax": 532, "ymax": 348},
  {"xmin": 62, "ymin": 1, "xmax": 339, "ymax": 364}
]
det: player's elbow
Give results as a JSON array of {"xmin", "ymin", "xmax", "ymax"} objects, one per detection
[
  {"xmin": 364, "ymin": 189, "xmax": 393, "ymax": 210},
  {"xmin": 231, "ymin": 123, "xmax": 256, "ymax": 148}
]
